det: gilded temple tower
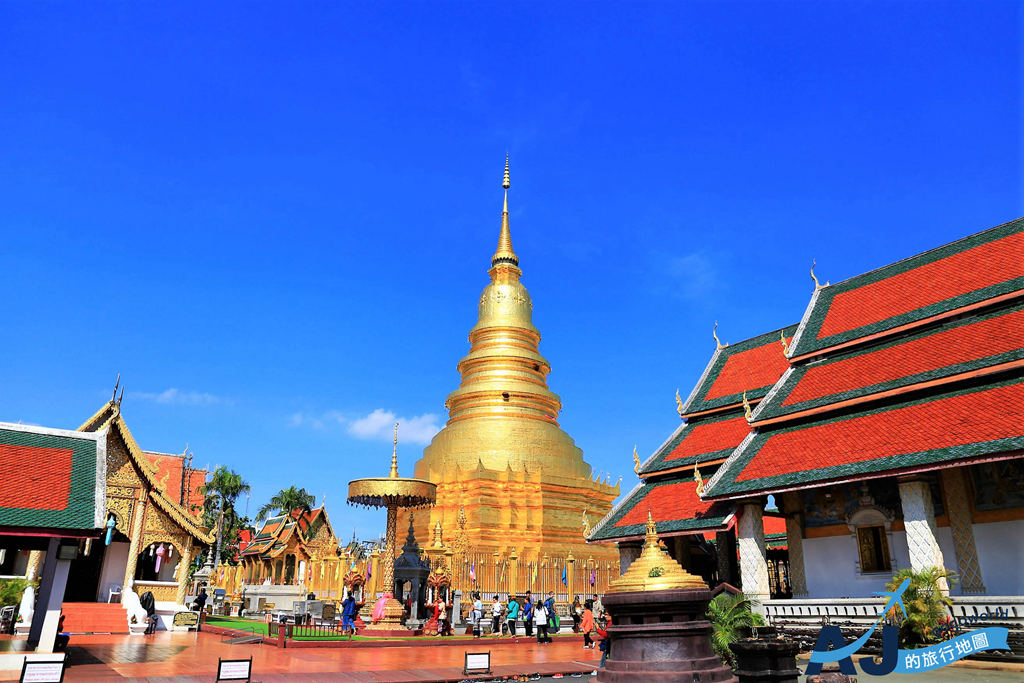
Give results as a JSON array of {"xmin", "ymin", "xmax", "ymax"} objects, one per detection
[{"xmin": 402, "ymin": 159, "xmax": 619, "ymax": 563}]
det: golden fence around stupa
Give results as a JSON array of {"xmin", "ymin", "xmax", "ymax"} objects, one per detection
[{"xmin": 210, "ymin": 549, "xmax": 618, "ymax": 608}]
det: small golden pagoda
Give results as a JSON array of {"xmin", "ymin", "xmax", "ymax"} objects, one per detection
[
  {"xmin": 401, "ymin": 158, "xmax": 618, "ymax": 564},
  {"xmin": 608, "ymin": 511, "xmax": 705, "ymax": 593}
]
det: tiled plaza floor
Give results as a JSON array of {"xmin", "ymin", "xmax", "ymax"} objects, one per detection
[{"xmin": 0, "ymin": 632, "xmax": 601, "ymax": 681}]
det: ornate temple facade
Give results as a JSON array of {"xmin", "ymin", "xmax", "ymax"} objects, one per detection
[
  {"xmin": 591, "ymin": 218, "xmax": 1024, "ymax": 626},
  {"xmin": 402, "ymin": 161, "xmax": 619, "ymax": 566}
]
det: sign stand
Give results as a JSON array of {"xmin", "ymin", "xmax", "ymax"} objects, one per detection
[
  {"xmin": 463, "ymin": 651, "xmax": 491, "ymax": 676},
  {"xmin": 19, "ymin": 658, "xmax": 66, "ymax": 683},
  {"xmin": 216, "ymin": 656, "xmax": 253, "ymax": 682}
]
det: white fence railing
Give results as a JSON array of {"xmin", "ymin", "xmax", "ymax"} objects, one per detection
[{"xmin": 765, "ymin": 595, "xmax": 1024, "ymax": 628}]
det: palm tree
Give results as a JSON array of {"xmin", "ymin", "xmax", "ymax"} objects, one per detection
[
  {"xmin": 706, "ymin": 592, "xmax": 765, "ymax": 666},
  {"xmin": 255, "ymin": 486, "xmax": 316, "ymax": 524},
  {"xmin": 197, "ymin": 466, "xmax": 251, "ymax": 568},
  {"xmin": 885, "ymin": 566, "xmax": 958, "ymax": 647}
]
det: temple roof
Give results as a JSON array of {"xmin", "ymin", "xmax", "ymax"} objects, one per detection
[
  {"xmin": 143, "ymin": 450, "xmax": 208, "ymax": 511},
  {"xmin": 704, "ymin": 375, "xmax": 1024, "ymax": 499},
  {"xmin": 239, "ymin": 506, "xmax": 332, "ymax": 559},
  {"xmin": 639, "ymin": 410, "xmax": 750, "ymax": 476},
  {"xmin": 78, "ymin": 402, "xmax": 213, "ymax": 544},
  {"xmin": 589, "ymin": 478, "xmax": 734, "ymax": 542},
  {"xmin": 753, "ymin": 302, "xmax": 1024, "ymax": 424},
  {"xmin": 679, "ymin": 325, "xmax": 797, "ymax": 417},
  {"xmin": 788, "ymin": 218, "xmax": 1023, "ymax": 359},
  {"xmin": 0, "ymin": 422, "xmax": 107, "ymax": 533}
]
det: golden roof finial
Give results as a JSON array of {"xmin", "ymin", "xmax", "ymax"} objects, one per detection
[
  {"xmin": 675, "ymin": 389, "xmax": 684, "ymax": 417},
  {"xmin": 780, "ymin": 329, "xmax": 791, "ymax": 356},
  {"xmin": 694, "ymin": 461, "xmax": 705, "ymax": 497},
  {"xmin": 111, "ymin": 373, "xmax": 121, "ymax": 403},
  {"xmin": 492, "ymin": 155, "xmax": 519, "ymax": 268},
  {"xmin": 810, "ymin": 259, "xmax": 829, "ymax": 290},
  {"xmin": 582, "ymin": 509, "xmax": 591, "ymax": 538},
  {"xmin": 632, "ymin": 445, "xmax": 641, "ymax": 474},
  {"xmin": 389, "ymin": 422, "xmax": 400, "ymax": 478},
  {"xmin": 713, "ymin": 321, "xmax": 725, "ymax": 350},
  {"xmin": 742, "ymin": 391, "xmax": 752, "ymax": 421}
]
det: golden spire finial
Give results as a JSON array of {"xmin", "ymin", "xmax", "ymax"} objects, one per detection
[
  {"xmin": 492, "ymin": 155, "xmax": 519, "ymax": 268},
  {"xmin": 645, "ymin": 509, "xmax": 657, "ymax": 537},
  {"xmin": 389, "ymin": 422, "xmax": 400, "ymax": 478},
  {"xmin": 713, "ymin": 321, "xmax": 725, "ymax": 350},
  {"xmin": 675, "ymin": 389, "xmax": 684, "ymax": 417},
  {"xmin": 780, "ymin": 329, "xmax": 791, "ymax": 356},
  {"xmin": 632, "ymin": 445, "xmax": 641, "ymax": 474},
  {"xmin": 742, "ymin": 391, "xmax": 752, "ymax": 421}
]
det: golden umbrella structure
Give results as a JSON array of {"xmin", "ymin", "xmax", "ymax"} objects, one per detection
[{"xmin": 348, "ymin": 423, "xmax": 436, "ymax": 635}]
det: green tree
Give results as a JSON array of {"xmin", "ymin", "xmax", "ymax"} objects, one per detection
[
  {"xmin": 706, "ymin": 592, "xmax": 765, "ymax": 666},
  {"xmin": 885, "ymin": 566, "xmax": 957, "ymax": 648},
  {"xmin": 197, "ymin": 466, "xmax": 251, "ymax": 568},
  {"xmin": 255, "ymin": 486, "xmax": 316, "ymax": 524}
]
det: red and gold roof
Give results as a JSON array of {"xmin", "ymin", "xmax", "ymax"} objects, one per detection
[{"xmin": 788, "ymin": 218, "xmax": 1022, "ymax": 359}]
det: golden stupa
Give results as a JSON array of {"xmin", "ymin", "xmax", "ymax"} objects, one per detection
[
  {"xmin": 401, "ymin": 158, "xmax": 619, "ymax": 563},
  {"xmin": 607, "ymin": 511, "xmax": 705, "ymax": 593}
]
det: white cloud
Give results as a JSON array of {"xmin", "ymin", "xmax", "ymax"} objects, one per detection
[
  {"xmin": 348, "ymin": 409, "xmax": 441, "ymax": 446},
  {"xmin": 665, "ymin": 250, "xmax": 718, "ymax": 300},
  {"xmin": 130, "ymin": 388, "xmax": 231, "ymax": 406},
  {"xmin": 287, "ymin": 408, "xmax": 441, "ymax": 445}
]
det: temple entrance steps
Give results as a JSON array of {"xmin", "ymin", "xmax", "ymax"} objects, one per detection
[{"xmin": 60, "ymin": 602, "xmax": 129, "ymax": 634}]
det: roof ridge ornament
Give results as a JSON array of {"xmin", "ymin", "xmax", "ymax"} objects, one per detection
[
  {"xmin": 632, "ymin": 445, "xmax": 641, "ymax": 474},
  {"xmin": 713, "ymin": 321, "xmax": 726, "ymax": 350},
  {"xmin": 582, "ymin": 509, "xmax": 591, "ymax": 538},
  {"xmin": 694, "ymin": 461, "xmax": 705, "ymax": 497},
  {"xmin": 675, "ymin": 389, "xmax": 684, "ymax": 417},
  {"xmin": 780, "ymin": 329, "xmax": 791, "ymax": 357},
  {"xmin": 810, "ymin": 258, "xmax": 830, "ymax": 290},
  {"xmin": 743, "ymin": 391, "xmax": 753, "ymax": 421},
  {"xmin": 111, "ymin": 373, "xmax": 121, "ymax": 403}
]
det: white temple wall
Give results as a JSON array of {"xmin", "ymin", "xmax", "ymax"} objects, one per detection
[
  {"xmin": 96, "ymin": 542, "xmax": 130, "ymax": 601},
  {"xmin": 973, "ymin": 519, "xmax": 1024, "ymax": 595}
]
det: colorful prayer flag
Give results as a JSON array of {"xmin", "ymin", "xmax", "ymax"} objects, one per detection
[
  {"xmin": 590, "ymin": 569, "xmax": 596, "ymax": 586},
  {"xmin": 561, "ymin": 564, "xmax": 567, "ymax": 586},
  {"xmin": 470, "ymin": 562, "xmax": 476, "ymax": 582}
]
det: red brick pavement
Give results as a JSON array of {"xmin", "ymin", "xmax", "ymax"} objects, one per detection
[{"xmin": 0, "ymin": 631, "xmax": 600, "ymax": 681}]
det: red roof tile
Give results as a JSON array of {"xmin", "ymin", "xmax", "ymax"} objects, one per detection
[
  {"xmin": 665, "ymin": 416, "xmax": 751, "ymax": 463},
  {"xmin": 616, "ymin": 480, "xmax": 719, "ymax": 528},
  {"xmin": 0, "ymin": 444, "xmax": 73, "ymax": 510},
  {"xmin": 784, "ymin": 307, "xmax": 1024, "ymax": 406},
  {"xmin": 738, "ymin": 380, "xmax": 1023, "ymax": 483},
  {"xmin": 762, "ymin": 516, "xmax": 787, "ymax": 535},
  {"xmin": 817, "ymin": 230, "xmax": 1024, "ymax": 341},
  {"xmin": 706, "ymin": 338, "xmax": 792, "ymax": 400}
]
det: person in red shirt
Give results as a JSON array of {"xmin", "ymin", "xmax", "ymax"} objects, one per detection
[{"xmin": 594, "ymin": 614, "xmax": 611, "ymax": 668}]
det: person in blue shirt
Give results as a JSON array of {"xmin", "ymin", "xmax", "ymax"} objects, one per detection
[
  {"xmin": 341, "ymin": 594, "xmax": 357, "ymax": 635},
  {"xmin": 522, "ymin": 592, "xmax": 534, "ymax": 637},
  {"xmin": 544, "ymin": 591, "xmax": 557, "ymax": 640},
  {"xmin": 506, "ymin": 596, "xmax": 521, "ymax": 637}
]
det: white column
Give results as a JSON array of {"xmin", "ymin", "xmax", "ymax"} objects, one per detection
[
  {"xmin": 782, "ymin": 492, "xmax": 808, "ymax": 596},
  {"xmin": 28, "ymin": 538, "xmax": 73, "ymax": 653},
  {"xmin": 898, "ymin": 478, "xmax": 948, "ymax": 594},
  {"xmin": 940, "ymin": 468, "xmax": 985, "ymax": 594},
  {"xmin": 737, "ymin": 502, "xmax": 770, "ymax": 607}
]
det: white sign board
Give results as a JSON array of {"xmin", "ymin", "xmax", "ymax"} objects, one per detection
[
  {"xmin": 463, "ymin": 651, "xmax": 491, "ymax": 674},
  {"xmin": 20, "ymin": 660, "xmax": 65, "ymax": 683},
  {"xmin": 217, "ymin": 659, "xmax": 252, "ymax": 681}
]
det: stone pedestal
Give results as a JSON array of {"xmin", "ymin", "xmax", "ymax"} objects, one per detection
[
  {"xmin": 730, "ymin": 636, "xmax": 800, "ymax": 683},
  {"xmin": 598, "ymin": 588, "xmax": 736, "ymax": 682}
]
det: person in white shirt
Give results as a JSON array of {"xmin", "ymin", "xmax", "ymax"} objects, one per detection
[
  {"xmin": 491, "ymin": 595, "xmax": 503, "ymax": 636},
  {"xmin": 534, "ymin": 600, "xmax": 549, "ymax": 644},
  {"xmin": 472, "ymin": 592, "xmax": 483, "ymax": 638}
]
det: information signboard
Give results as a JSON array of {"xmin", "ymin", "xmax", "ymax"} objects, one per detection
[
  {"xmin": 19, "ymin": 659, "xmax": 66, "ymax": 683},
  {"xmin": 216, "ymin": 656, "xmax": 252, "ymax": 682},
  {"xmin": 463, "ymin": 651, "xmax": 491, "ymax": 675},
  {"xmin": 172, "ymin": 611, "xmax": 200, "ymax": 629}
]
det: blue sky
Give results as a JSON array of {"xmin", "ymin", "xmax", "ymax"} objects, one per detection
[{"xmin": 1, "ymin": 2, "xmax": 1019, "ymax": 540}]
